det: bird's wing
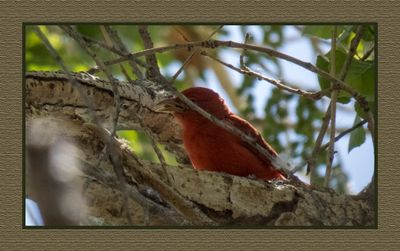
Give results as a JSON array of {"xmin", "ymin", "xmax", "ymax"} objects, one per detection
[{"xmin": 225, "ymin": 114, "xmax": 278, "ymax": 166}]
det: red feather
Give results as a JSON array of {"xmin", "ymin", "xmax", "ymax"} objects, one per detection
[{"xmin": 172, "ymin": 87, "xmax": 286, "ymax": 180}]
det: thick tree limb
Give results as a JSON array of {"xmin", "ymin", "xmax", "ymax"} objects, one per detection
[
  {"xmin": 25, "ymin": 71, "xmax": 375, "ymax": 226},
  {"xmin": 26, "ymin": 71, "xmax": 189, "ymax": 164}
]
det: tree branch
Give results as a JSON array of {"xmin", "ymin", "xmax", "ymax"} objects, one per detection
[
  {"xmin": 307, "ymin": 103, "xmax": 332, "ymax": 182},
  {"xmin": 101, "ymin": 25, "xmax": 144, "ymax": 79},
  {"xmin": 320, "ymin": 119, "xmax": 367, "ymax": 151},
  {"xmin": 201, "ymin": 51, "xmax": 332, "ymax": 100},
  {"xmin": 97, "ymin": 38, "xmax": 374, "ymax": 138},
  {"xmin": 25, "ymin": 110, "xmax": 375, "ymax": 226},
  {"xmin": 307, "ymin": 25, "xmax": 368, "ymax": 183},
  {"xmin": 80, "ymin": 33, "xmax": 147, "ymax": 71},
  {"xmin": 138, "ymin": 25, "xmax": 168, "ymax": 84},
  {"xmin": 325, "ymin": 26, "xmax": 338, "ymax": 187}
]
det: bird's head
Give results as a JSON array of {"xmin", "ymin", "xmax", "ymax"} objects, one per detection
[{"xmin": 154, "ymin": 87, "xmax": 230, "ymax": 123}]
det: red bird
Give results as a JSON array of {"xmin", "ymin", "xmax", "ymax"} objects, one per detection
[{"xmin": 156, "ymin": 87, "xmax": 286, "ymax": 180}]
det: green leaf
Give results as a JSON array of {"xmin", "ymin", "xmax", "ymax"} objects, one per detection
[
  {"xmin": 336, "ymin": 25, "xmax": 353, "ymax": 46},
  {"xmin": 348, "ymin": 116, "xmax": 366, "ymax": 153},
  {"xmin": 361, "ymin": 25, "xmax": 376, "ymax": 42},
  {"xmin": 316, "ymin": 49, "xmax": 375, "ymax": 103},
  {"xmin": 303, "ymin": 25, "xmax": 344, "ymax": 39}
]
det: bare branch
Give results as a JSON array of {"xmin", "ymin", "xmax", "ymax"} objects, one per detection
[
  {"xmin": 201, "ymin": 51, "xmax": 331, "ymax": 100},
  {"xmin": 102, "ymin": 39, "xmax": 362, "ymax": 95},
  {"xmin": 307, "ymin": 103, "xmax": 331, "ymax": 181},
  {"xmin": 307, "ymin": 25, "xmax": 368, "ymax": 183},
  {"xmin": 138, "ymin": 25, "xmax": 168, "ymax": 84},
  {"xmin": 338, "ymin": 25, "xmax": 364, "ymax": 81},
  {"xmin": 168, "ymin": 25, "xmax": 224, "ymax": 85},
  {"xmin": 325, "ymin": 26, "xmax": 338, "ymax": 187},
  {"xmin": 320, "ymin": 119, "xmax": 367, "ymax": 151},
  {"xmin": 361, "ymin": 45, "xmax": 375, "ymax": 61},
  {"xmin": 240, "ymin": 32, "xmax": 251, "ymax": 69},
  {"xmin": 102, "ymin": 25, "xmax": 144, "ymax": 79},
  {"xmin": 80, "ymin": 34, "xmax": 147, "ymax": 69}
]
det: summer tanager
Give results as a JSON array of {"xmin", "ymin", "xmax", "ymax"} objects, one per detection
[{"xmin": 156, "ymin": 87, "xmax": 286, "ymax": 180}]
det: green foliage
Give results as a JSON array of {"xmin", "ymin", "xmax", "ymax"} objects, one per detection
[
  {"xmin": 348, "ymin": 116, "xmax": 366, "ymax": 153},
  {"xmin": 25, "ymin": 25, "xmax": 144, "ymax": 74},
  {"xmin": 303, "ymin": 25, "xmax": 345, "ymax": 39},
  {"xmin": 316, "ymin": 49, "xmax": 375, "ymax": 104},
  {"xmin": 25, "ymin": 26, "xmax": 62, "ymax": 71}
]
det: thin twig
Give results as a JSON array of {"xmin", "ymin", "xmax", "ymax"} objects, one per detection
[
  {"xmin": 168, "ymin": 25, "xmax": 224, "ymax": 85},
  {"xmin": 307, "ymin": 104, "xmax": 331, "ymax": 181},
  {"xmin": 120, "ymin": 64, "xmax": 133, "ymax": 82},
  {"xmin": 296, "ymin": 116, "xmax": 367, "ymax": 174},
  {"xmin": 99, "ymin": 27, "xmax": 134, "ymax": 83},
  {"xmin": 208, "ymin": 25, "xmax": 224, "ymax": 38},
  {"xmin": 170, "ymin": 51, "xmax": 198, "ymax": 83},
  {"xmin": 320, "ymin": 119, "xmax": 367, "ymax": 151},
  {"xmin": 102, "ymin": 25, "xmax": 144, "ymax": 79},
  {"xmin": 147, "ymin": 130, "xmax": 168, "ymax": 167},
  {"xmin": 240, "ymin": 33, "xmax": 251, "ymax": 69},
  {"xmin": 201, "ymin": 51, "xmax": 331, "ymax": 100},
  {"xmin": 324, "ymin": 26, "xmax": 338, "ymax": 187},
  {"xmin": 361, "ymin": 45, "xmax": 375, "ymax": 61},
  {"xmin": 81, "ymin": 34, "xmax": 147, "ymax": 69},
  {"xmin": 138, "ymin": 25, "xmax": 168, "ymax": 83},
  {"xmin": 338, "ymin": 25, "xmax": 364, "ymax": 81}
]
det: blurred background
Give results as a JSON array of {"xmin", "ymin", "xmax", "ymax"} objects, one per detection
[{"xmin": 25, "ymin": 24, "xmax": 375, "ymax": 203}]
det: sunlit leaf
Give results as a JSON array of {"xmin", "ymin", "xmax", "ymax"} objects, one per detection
[{"xmin": 316, "ymin": 49, "xmax": 375, "ymax": 103}]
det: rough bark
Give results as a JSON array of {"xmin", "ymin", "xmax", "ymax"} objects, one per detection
[{"xmin": 25, "ymin": 71, "xmax": 375, "ymax": 226}]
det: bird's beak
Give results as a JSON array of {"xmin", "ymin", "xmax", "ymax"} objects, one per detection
[{"xmin": 154, "ymin": 97, "xmax": 187, "ymax": 113}]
